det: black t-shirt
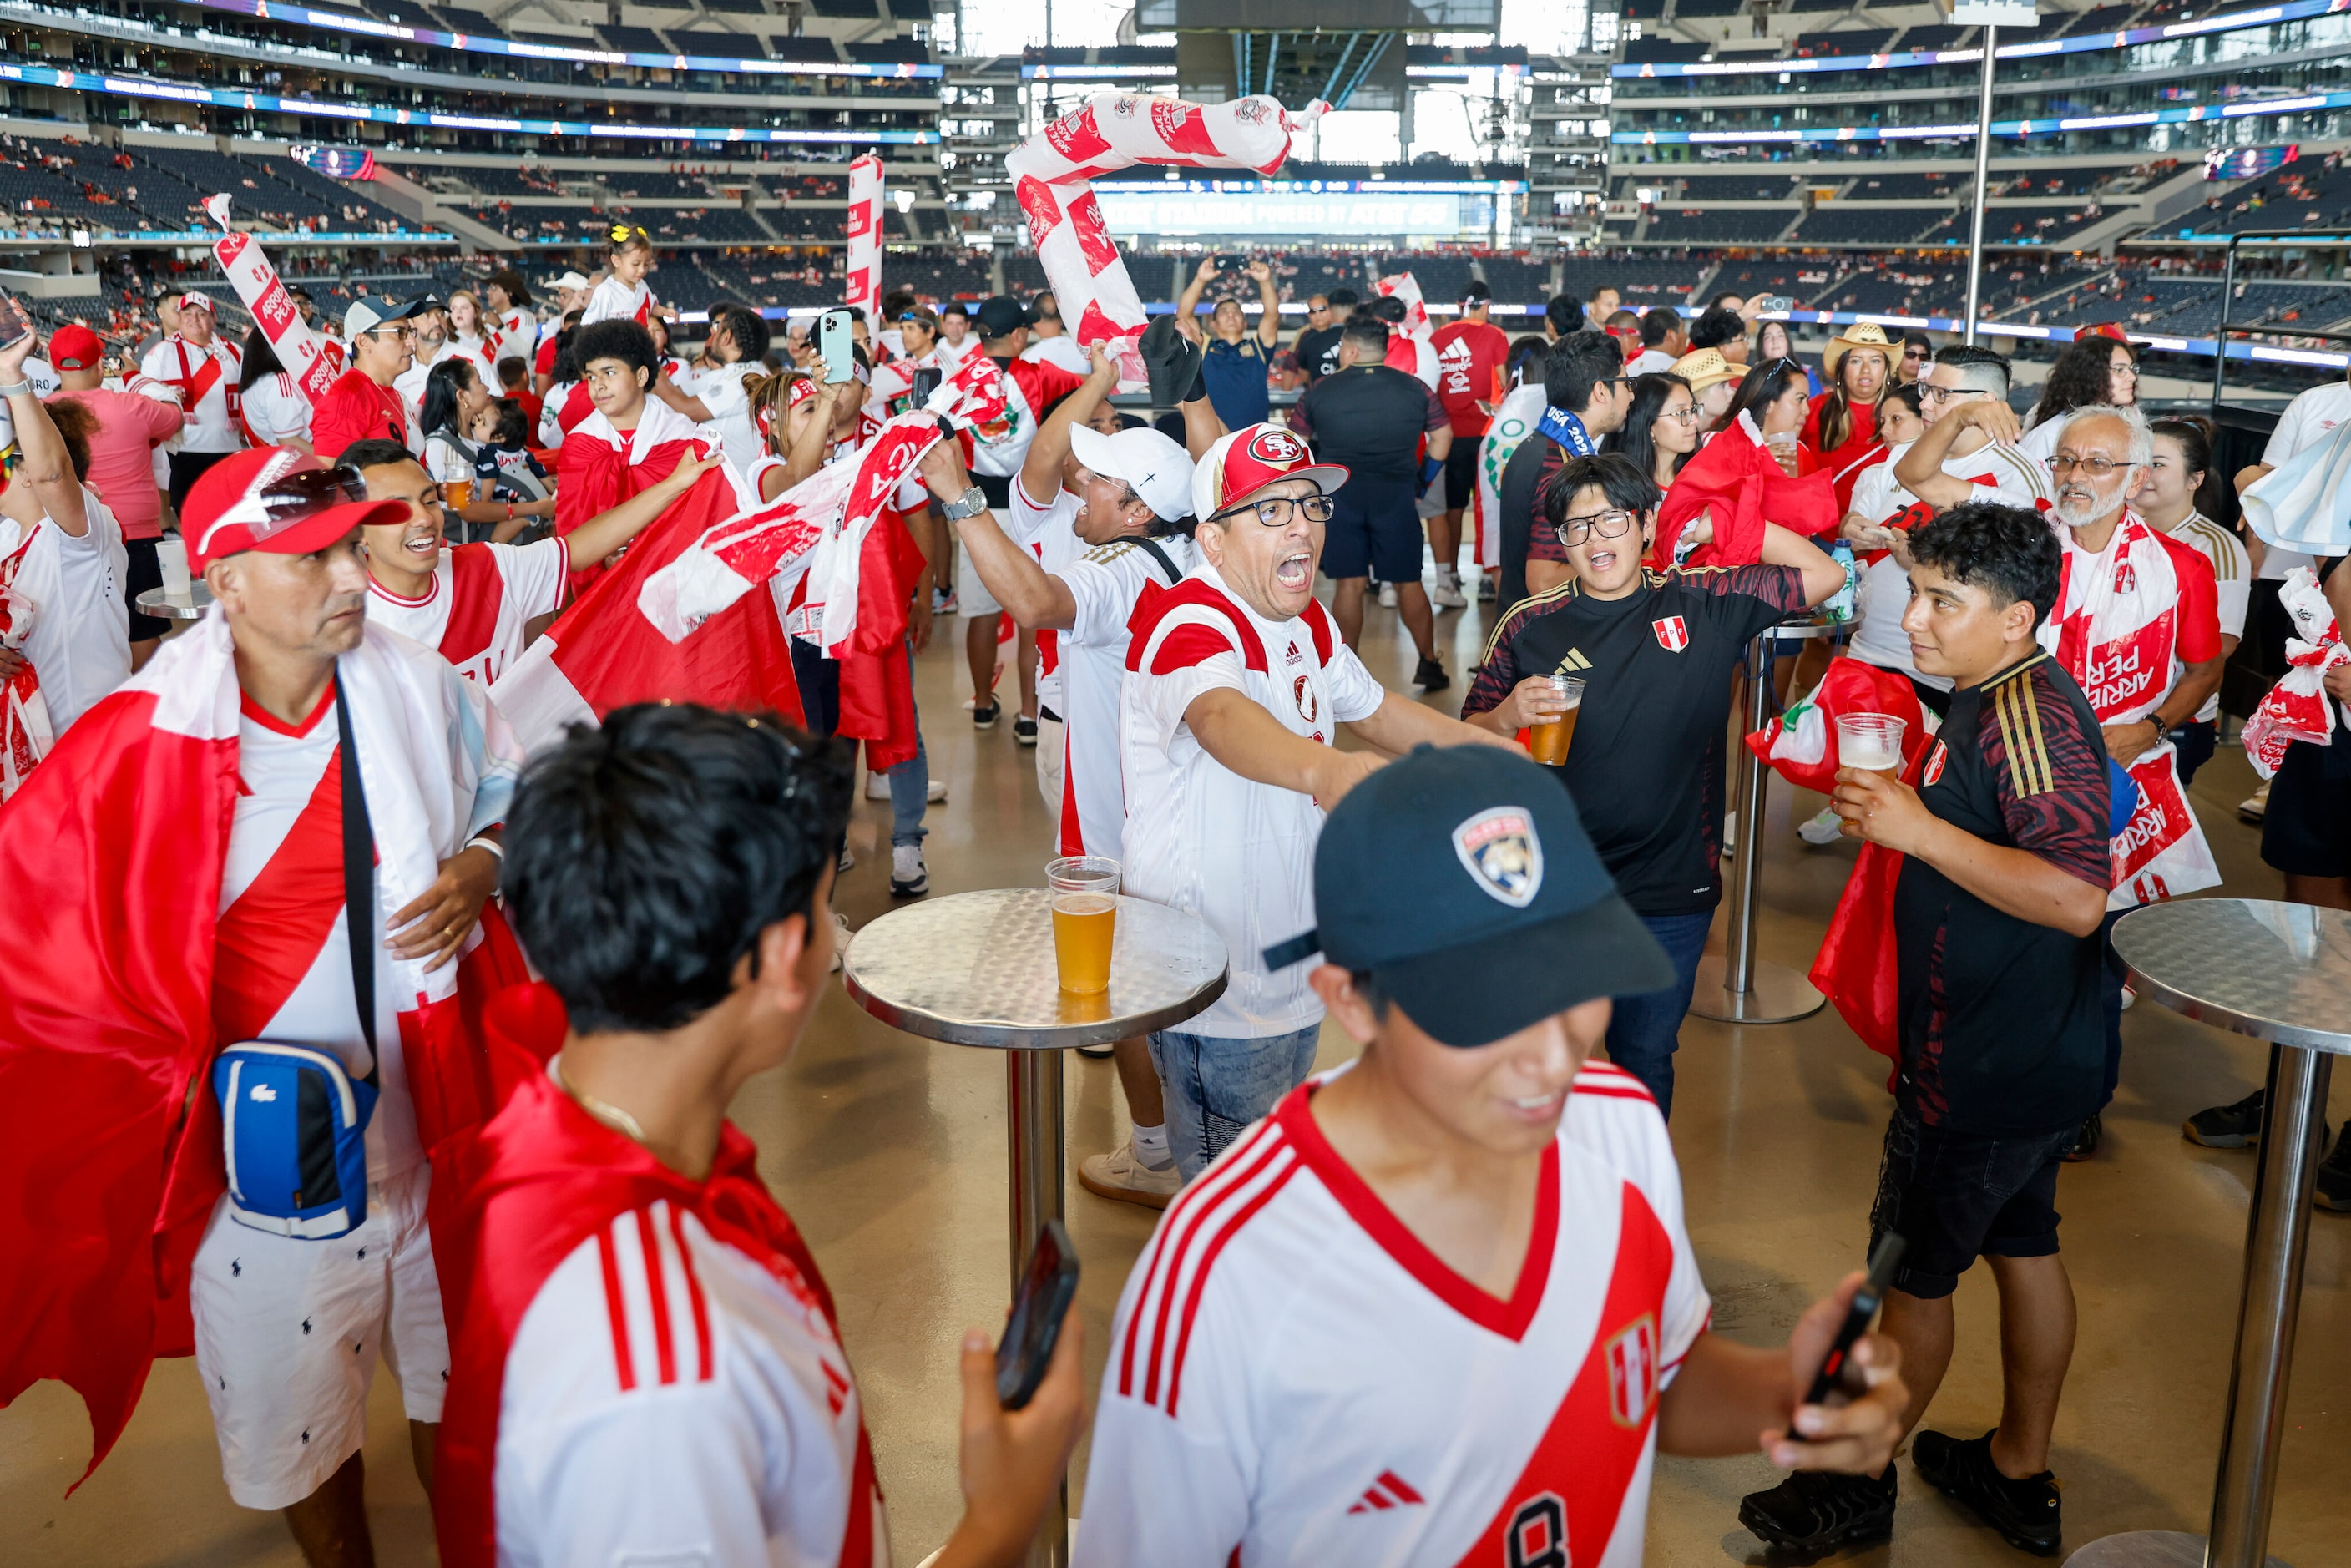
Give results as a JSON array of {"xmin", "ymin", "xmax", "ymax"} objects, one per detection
[
  {"xmin": 1464, "ymin": 565, "xmax": 1809, "ymax": 915},
  {"xmin": 1292, "ymin": 364, "xmax": 1445, "ymax": 484},
  {"xmin": 1293, "ymin": 324, "xmax": 1344, "ymax": 382},
  {"xmin": 1895, "ymin": 650, "xmax": 2111, "ymax": 1136}
]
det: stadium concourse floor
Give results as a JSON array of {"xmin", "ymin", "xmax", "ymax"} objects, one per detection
[{"xmin": 3, "ymin": 589, "xmax": 2348, "ymax": 1568}]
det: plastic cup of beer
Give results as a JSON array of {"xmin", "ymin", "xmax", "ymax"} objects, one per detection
[
  {"xmin": 1047, "ymin": 856, "xmax": 1119, "ymax": 995},
  {"xmin": 155, "ymin": 535, "xmax": 192, "ymax": 599},
  {"xmin": 1836, "ymin": 712, "xmax": 1907, "ymax": 776},
  {"xmin": 1528, "ymin": 675, "xmax": 1585, "ymax": 766},
  {"xmin": 442, "ymin": 478, "xmax": 474, "ymax": 511}
]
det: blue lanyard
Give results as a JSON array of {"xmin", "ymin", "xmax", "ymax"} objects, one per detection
[{"xmin": 1537, "ymin": 405, "xmax": 1595, "ymax": 456}]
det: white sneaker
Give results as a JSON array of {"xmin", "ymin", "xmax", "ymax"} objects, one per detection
[
  {"xmin": 2240, "ymin": 782, "xmax": 2268, "ymax": 825},
  {"xmin": 828, "ymin": 910, "xmax": 853, "ymax": 973},
  {"xmin": 1430, "ymin": 576, "xmax": 1468, "ymax": 609},
  {"xmin": 1797, "ymin": 805, "xmax": 1843, "ymax": 847},
  {"xmin": 837, "ymin": 844, "xmax": 854, "ymax": 874},
  {"xmin": 2121, "ymin": 984, "xmax": 2136, "ymax": 1012},
  {"xmin": 1079, "ymin": 1140, "xmax": 1183, "ymax": 1210},
  {"xmin": 867, "ymin": 772, "xmax": 948, "ymax": 803},
  {"xmin": 890, "ymin": 842, "xmax": 928, "ymax": 897},
  {"xmin": 1378, "ymin": 582, "xmax": 1398, "ymax": 609}
]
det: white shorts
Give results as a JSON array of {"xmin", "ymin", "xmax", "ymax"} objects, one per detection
[
  {"xmin": 1036, "ymin": 712, "xmax": 1065, "ymax": 824},
  {"xmin": 955, "ymin": 522, "xmax": 1004, "ymax": 618},
  {"xmin": 191, "ymin": 1161, "xmax": 448, "ymax": 1510}
]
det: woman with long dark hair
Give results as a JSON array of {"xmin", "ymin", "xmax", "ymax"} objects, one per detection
[
  {"xmin": 1600, "ymin": 372, "xmax": 1701, "ymax": 492},
  {"xmin": 2136, "ymin": 415, "xmax": 2246, "ymax": 784},
  {"xmin": 1724, "ymin": 357, "xmax": 1818, "ymax": 477},
  {"xmin": 1804, "ymin": 323, "xmax": 1895, "ymax": 511},
  {"xmin": 235, "ymin": 325, "xmax": 312, "ymax": 453},
  {"xmin": 421, "ymin": 358, "xmax": 554, "ymax": 541},
  {"xmin": 2022, "ymin": 330, "xmax": 2138, "ymax": 467}
]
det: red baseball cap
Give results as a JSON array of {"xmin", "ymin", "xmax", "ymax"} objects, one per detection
[
  {"xmin": 184, "ymin": 448, "xmax": 408, "ymax": 572},
  {"xmin": 1191, "ymin": 422, "xmax": 1348, "ymax": 524},
  {"xmin": 2074, "ymin": 322, "xmax": 2132, "ymax": 345},
  {"xmin": 48, "ymin": 324, "xmax": 103, "ymax": 372}
]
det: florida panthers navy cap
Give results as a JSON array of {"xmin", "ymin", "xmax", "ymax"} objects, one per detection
[{"xmin": 1264, "ymin": 745, "xmax": 1672, "ymax": 1048}]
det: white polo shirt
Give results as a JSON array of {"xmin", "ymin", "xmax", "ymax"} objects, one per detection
[
  {"xmin": 1120, "ymin": 562, "xmax": 1386, "ymax": 1039},
  {"xmin": 1076, "ymin": 1063, "xmax": 1711, "ymax": 1568},
  {"xmin": 1056, "ymin": 531, "xmax": 1197, "ymax": 860}
]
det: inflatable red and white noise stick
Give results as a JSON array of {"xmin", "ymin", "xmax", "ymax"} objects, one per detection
[
  {"xmin": 1006, "ymin": 94, "xmax": 1328, "ymax": 390},
  {"xmin": 844, "ymin": 154, "xmax": 883, "ymax": 318}
]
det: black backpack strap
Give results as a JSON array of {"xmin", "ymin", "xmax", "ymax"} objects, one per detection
[
  {"xmin": 332, "ymin": 675, "xmax": 379, "ymax": 1086},
  {"xmin": 1131, "ymin": 535, "xmax": 1185, "ymax": 584}
]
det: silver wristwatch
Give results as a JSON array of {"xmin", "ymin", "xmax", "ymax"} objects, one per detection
[{"xmin": 941, "ymin": 485, "xmax": 988, "ymax": 522}]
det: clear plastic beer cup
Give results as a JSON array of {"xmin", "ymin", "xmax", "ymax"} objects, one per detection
[
  {"xmin": 1047, "ymin": 856, "xmax": 1119, "ymax": 995},
  {"xmin": 442, "ymin": 478, "xmax": 474, "ymax": 512},
  {"xmin": 1836, "ymin": 712, "xmax": 1907, "ymax": 776},
  {"xmin": 1528, "ymin": 675, "xmax": 1585, "ymax": 766}
]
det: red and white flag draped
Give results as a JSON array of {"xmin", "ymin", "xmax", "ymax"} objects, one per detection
[
  {"xmin": 1375, "ymin": 271, "xmax": 1433, "ymax": 344},
  {"xmin": 1007, "ymin": 92, "xmax": 1327, "ymax": 388},
  {"xmin": 491, "ymin": 412, "xmax": 948, "ymax": 757},
  {"xmin": 0, "ymin": 616, "xmax": 527, "ymax": 1486},
  {"xmin": 1646, "ymin": 410, "xmax": 1841, "ymax": 569},
  {"xmin": 2242, "ymin": 565, "xmax": 2351, "ymax": 779},
  {"xmin": 200, "ymin": 195, "xmax": 344, "ymax": 405},
  {"xmin": 0, "ymin": 524, "xmax": 55, "ymax": 799},
  {"xmin": 843, "ymin": 154, "xmax": 883, "ymax": 318}
]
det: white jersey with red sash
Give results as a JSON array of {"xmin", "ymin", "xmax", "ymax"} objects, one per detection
[
  {"xmin": 367, "ymin": 539, "xmax": 569, "ymax": 688},
  {"xmin": 0, "ymin": 612, "xmax": 524, "ymax": 1485},
  {"xmin": 583, "ymin": 276, "xmax": 655, "ymax": 327},
  {"xmin": 1076, "ymin": 1065, "xmax": 1711, "ymax": 1568},
  {"xmin": 433, "ymin": 993, "xmax": 887, "ymax": 1568},
  {"xmin": 0, "ymin": 520, "xmax": 57, "ymax": 797},
  {"xmin": 2040, "ymin": 508, "xmax": 2225, "ymax": 908},
  {"xmin": 140, "ymin": 334, "xmax": 243, "ymax": 453}
]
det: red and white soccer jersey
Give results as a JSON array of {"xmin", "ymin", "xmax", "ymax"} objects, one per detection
[
  {"xmin": 1054, "ymin": 531, "xmax": 1197, "ymax": 859},
  {"xmin": 1120, "ymin": 564, "xmax": 1386, "ymax": 1038},
  {"xmin": 367, "ymin": 539, "xmax": 569, "ymax": 688},
  {"xmin": 1076, "ymin": 1065, "xmax": 1711, "ymax": 1568},
  {"xmin": 1012, "ymin": 477, "xmax": 1084, "ymax": 716},
  {"xmin": 213, "ymin": 680, "xmax": 418, "ymax": 1179},
  {"xmin": 582, "ymin": 276, "xmax": 655, "ymax": 327},
  {"xmin": 493, "ymin": 1191, "xmax": 892, "ymax": 1567}
]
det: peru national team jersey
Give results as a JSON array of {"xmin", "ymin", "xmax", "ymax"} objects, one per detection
[
  {"xmin": 365, "ymin": 539, "xmax": 569, "ymax": 689},
  {"xmin": 582, "ymin": 276, "xmax": 654, "ymax": 326},
  {"xmin": 1075, "ymin": 1065, "xmax": 1711, "ymax": 1568},
  {"xmin": 1054, "ymin": 530, "xmax": 1196, "ymax": 860},
  {"xmin": 494, "ymin": 1192, "xmax": 891, "ymax": 1568}
]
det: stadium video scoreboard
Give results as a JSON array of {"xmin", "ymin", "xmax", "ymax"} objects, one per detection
[{"xmin": 1091, "ymin": 179, "xmax": 1520, "ymax": 238}]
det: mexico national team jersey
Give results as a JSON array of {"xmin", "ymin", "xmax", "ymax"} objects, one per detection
[
  {"xmin": 1121, "ymin": 564, "xmax": 1387, "ymax": 1038},
  {"xmin": 214, "ymin": 680, "xmax": 417, "ymax": 1181},
  {"xmin": 1075, "ymin": 1065, "xmax": 1711, "ymax": 1568},
  {"xmin": 1054, "ymin": 532, "xmax": 1196, "ymax": 859},
  {"xmin": 494, "ymin": 1188, "xmax": 891, "ymax": 1568},
  {"xmin": 366, "ymin": 539, "xmax": 569, "ymax": 688}
]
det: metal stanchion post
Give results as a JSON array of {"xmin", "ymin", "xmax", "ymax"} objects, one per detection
[
  {"xmin": 1004, "ymin": 1050, "xmax": 1069, "ymax": 1568},
  {"xmin": 1691, "ymin": 630, "xmax": 1825, "ymax": 1024}
]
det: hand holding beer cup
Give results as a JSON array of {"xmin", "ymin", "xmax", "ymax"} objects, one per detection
[
  {"xmin": 1831, "ymin": 716, "xmax": 1933, "ymax": 852},
  {"xmin": 1505, "ymin": 675, "xmax": 1585, "ymax": 766}
]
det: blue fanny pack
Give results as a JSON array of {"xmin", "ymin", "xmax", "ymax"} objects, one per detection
[{"xmin": 212, "ymin": 677, "xmax": 380, "ymax": 1239}]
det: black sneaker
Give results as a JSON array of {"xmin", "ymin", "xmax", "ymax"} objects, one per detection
[
  {"xmin": 2184, "ymin": 1088, "xmax": 2266, "ymax": 1149},
  {"xmin": 2062, "ymin": 1112, "xmax": 2101, "ymax": 1163},
  {"xmin": 1912, "ymin": 1429, "xmax": 2062, "ymax": 1555},
  {"xmin": 2316, "ymin": 1123, "xmax": 2351, "ymax": 1212},
  {"xmin": 1014, "ymin": 715, "xmax": 1039, "ymax": 748},
  {"xmin": 1737, "ymin": 1466, "xmax": 1897, "ymax": 1555},
  {"xmin": 972, "ymin": 699, "xmax": 999, "ymax": 731},
  {"xmin": 1413, "ymin": 657, "xmax": 1449, "ymax": 694}
]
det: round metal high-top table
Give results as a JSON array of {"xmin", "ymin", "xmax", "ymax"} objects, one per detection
[
  {"xmin": 842, "ymin": 888, "xmax": 1227, "ymax": 1568},
  {"xmin": 134, "ymin": 581, "xmax": 214, "ymax": 621},
  {"xmin": 2065, "ymin": 899, "xmax": 2351, "ymax": 1568}
]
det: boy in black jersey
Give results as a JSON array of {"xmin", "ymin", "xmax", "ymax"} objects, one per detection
[
  {"xmin": 1739, "ymin": 501, "xmax": 2111, "ymax": 1559},
  {"xmin": 1462, "ymin": 453, "xmax": 1846, "ymax": 1115}
]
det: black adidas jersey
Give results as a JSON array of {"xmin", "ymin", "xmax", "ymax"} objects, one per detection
[
  {"xmin": 1465, "ymin": 565, "xmax": 1807, "ymax": 916},
  {"xmin": 1894, "ymin": 650, "xmax": 2111, "ymax": 1136}
]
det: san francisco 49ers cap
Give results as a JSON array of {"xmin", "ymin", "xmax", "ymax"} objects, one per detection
[
  {"xmin": 1263, "ymin": 745, "xmax": 1672, "ymax": 1049},
  {"xmin": 1191, "ymin": 422, "xmax": 1348, "ymax": 526}
]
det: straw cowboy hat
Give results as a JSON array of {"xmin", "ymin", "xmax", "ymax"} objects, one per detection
[
  {"xmin": 1670, "ymin": 346, "xmax": 1741, "ymax": 393},
  {"xmin": 1822, "ymin": 321, "xmax": 1898, "ymax": 378}
]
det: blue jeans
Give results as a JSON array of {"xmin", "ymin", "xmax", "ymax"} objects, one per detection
[
  {"xmin": 1148, "ymin": 1022, "xmax": 1322, "ymax": 1180},
  {"xmin": 883, "ymin": 660, "xmax": 928, "ymax": 848},
  {"xmin": 1602, "ymin": 910, "xmax": 1713, "ymax": 1120}
]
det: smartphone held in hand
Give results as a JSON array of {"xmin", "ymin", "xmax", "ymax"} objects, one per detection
[
  {"xmin": 997, "ymin": 1219, "xmax": 1080, "ymax": 1410},
  {"xmin": 819, "ymin": 309, "xmax": 856, "ymax": 384}
]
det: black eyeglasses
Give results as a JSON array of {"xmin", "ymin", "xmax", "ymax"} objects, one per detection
[
  {"xmin": 1557, "ymin": 508, "xmax": 1637, "ymax": 547},
  {"xmin": 1211, "ymin": 493, "xmax": 1336, "ymax": 527}
]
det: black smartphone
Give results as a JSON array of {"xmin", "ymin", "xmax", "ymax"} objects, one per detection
[
  {"xmin": 1215, "ymin": 255, "xmax": 1246, "ymax": 272},
  {"xmin": 909, "ymin": 365, "xmax": 942, "ymax": 406},
  {"xmin": 996, "ymin": 1218, "xmax": 1080, "ymax": 1410},
  {"xmin": 1799, "ymin": 1232, "xmax": 1905, "ymax": 1412}
]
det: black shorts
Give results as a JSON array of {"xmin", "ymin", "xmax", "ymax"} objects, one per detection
[
  {"xmin": 2263, "ymin": 721, "xmax": 2351, "ymax": 879},
  {"xmin": 122, "ymin": 535, "xmax": 167, "ymax": 642},
  {"xmin": 1320, "ymin": 477, "xmax": 1423, "ymax": 584},
  {"xmin": 2173, "ymin": 717, "xmax": 2217, "ymax": 787},
  {"xmin": 1443, "ymin": 435, "xmax": 1480, "ymax": 509},
  {"xmin": 1868, "ymin": 1105, "xmax": 2074, "ymax": 1300},
  {"xmin": 166, "ymin": 449, "xmax": 235, "ymax": 516}
]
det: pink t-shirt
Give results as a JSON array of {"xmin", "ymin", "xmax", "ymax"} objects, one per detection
[{"xmin": 45, "ymin": 387, "xmax": 184, "ymax": 541}]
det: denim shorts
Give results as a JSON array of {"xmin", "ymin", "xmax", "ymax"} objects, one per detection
[
  {"xmin": 1147, "ymin": 1023, "xmax": 1323, "ymax": 1181},
  {"xmin": 1868, "ymin": 1105, "xmax": 2075, "ymax": 1301}
]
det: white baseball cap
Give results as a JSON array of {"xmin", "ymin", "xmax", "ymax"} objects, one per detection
[{"xmin": 1068, "ymin": 424, "xmax": 1195, "ymax": 523}]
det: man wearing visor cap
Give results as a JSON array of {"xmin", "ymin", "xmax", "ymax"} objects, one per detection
[
  {"xmin": 1076, "ymin": 745, "xmax": 1909, "ymax": 1568},
  {"xmin": 0, "ymin": 445, "xmax": 528, "ymax": 1565}
]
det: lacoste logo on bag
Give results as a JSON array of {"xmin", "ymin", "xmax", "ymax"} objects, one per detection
[{"xmin": 250, "ymin": 1084, "xmax": 277, "ymax": 1102}]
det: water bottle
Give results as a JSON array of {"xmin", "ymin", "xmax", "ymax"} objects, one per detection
[{"xmin": 1826, "ymin": 539, "xmax": 1858, "ymax": 625}]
